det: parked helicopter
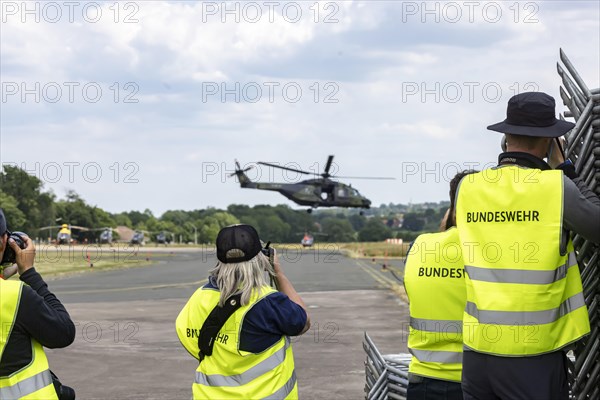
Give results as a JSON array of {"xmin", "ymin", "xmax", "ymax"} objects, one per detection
[
  {"xmin": 155, "ymin": 231, "xmax": 174, "ymax": 245},
  {"xmin": 297, "ymin": 229, "xmax": 327, "ymax": 247},
  {"xmin": 89, "ymin": 227, "xmax": 118, "ymax": 245},
  {"xmin": 230, "ymin": 155, "xmax": 394, "ymax": 213},
  {"xmin": 38, "ymin": 224, "xmax": 89, "ymax": 244},
  {"xmin": 130, "ymin": 230, "xmax": 147, "ymax": 245},
  {"xmin": 301, "ymin": 233, "xmax": 314, "ymax": 247}
]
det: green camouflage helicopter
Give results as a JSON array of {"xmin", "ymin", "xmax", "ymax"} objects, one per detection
[{"xmin": 231, "ymin": 155, "xmax": 394, "ymax": 213}]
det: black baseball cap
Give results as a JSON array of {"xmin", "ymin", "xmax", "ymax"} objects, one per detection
[
  {"xmin": 216, "ymin": 224, "xmax": 262, "ymax": 263},
  {"xmin": 487, "ymin": 92, "xmax": 575, "ymax": 137},
  {"xmin": 0, "ymin": 208, "xmax": 7, "ymax": 235}
]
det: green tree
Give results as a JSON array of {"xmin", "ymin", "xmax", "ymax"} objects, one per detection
[
  {"xmin": 0, "ymin": 191, "xmax": 26, "ymax": 231},
  {"xmin": 0, "ymin": 165, "xmax": 56, "ymax": 231},
  {"xmin": 358, "ymin": 218, "xmax": 392, "ymax": 242},
  {"xmin": 401, "ymin": 213, "xmax": 425, "ymax": 231},
  {"xmin": 349, "ymin": 214, "xmax": 366, "ymax": 231},
  {"xmin": 321, "ymin": 218, "xmax": 355, "ymax": 242}
]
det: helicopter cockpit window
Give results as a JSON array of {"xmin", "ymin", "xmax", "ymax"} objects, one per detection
[
  {"xmin": 337, "ymin": 188, "xmax": 347, "ymax": 197},
  {"xmin": 350, "ymin": 188, "xmax": 359, "ymax": 196}
]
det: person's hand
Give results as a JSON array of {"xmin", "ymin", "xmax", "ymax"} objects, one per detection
[
  {"xmin": 10, "ymin": 235, "xmax": 35, "ymax": 275},
  {"xmin": 273, "ymin": 252, "xmax": 283, "ymax": 275},
  {"xmin": 549, "ymin": 137, "xmax": 566, "ymax": 169},
  {"xmin": 1, "ymin": 264, "xmax": 18, "ymax": 279}
]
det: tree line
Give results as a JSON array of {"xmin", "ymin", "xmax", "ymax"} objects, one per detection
[{"xmin": 1, "ymin": 165, "xmax": 448, "ymax": 244}]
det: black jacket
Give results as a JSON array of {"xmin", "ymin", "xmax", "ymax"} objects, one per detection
[{"xmin": 0, "ymin": 268, "xmax": 75, "ymax": 376}]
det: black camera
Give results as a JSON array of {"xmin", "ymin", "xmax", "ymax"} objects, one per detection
[
  {"xmin": 1, "ymin": 231, "xmax": 27, "ymax": 266},
  {"xmin": 261, "ymin": 241, "xmax": 275, "ymax": 267}
]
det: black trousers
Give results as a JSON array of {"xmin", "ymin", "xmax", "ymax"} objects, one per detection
[
  {"xmin": 461, "ymin": 350, "xmax": 569, "ymax": 400},
  {"xmin": 408, "ymin": 375, "xmax": 463, "ymax": 400}
]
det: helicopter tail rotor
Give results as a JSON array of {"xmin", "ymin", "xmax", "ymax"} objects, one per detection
[{"xmin": 229, "ymin": 159, "xmax": 253, "ymax": 177}]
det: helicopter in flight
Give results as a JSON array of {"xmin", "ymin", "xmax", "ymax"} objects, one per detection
[{"xmin": 230, "ymin": 155, "xmax": 394, "ymax": 213}]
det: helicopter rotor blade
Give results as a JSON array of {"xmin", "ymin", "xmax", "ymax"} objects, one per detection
[
  {"xmin": 332, "ymin": 176, "xmax": 396, "ymax": 180},
  {"xmin": 258, "ymin": 162, "xmax": 311, "ymax": 175},
  {"xmin": 323, "ymin": 155, "xmax": 334, "ymax": 177}
]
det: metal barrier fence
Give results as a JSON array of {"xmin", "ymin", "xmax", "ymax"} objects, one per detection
[
  {"xmin": 559, "ymin": 49, "xmax": 600, "ymax": 400},
  {"xmin": 364, "ymin": 49, "xmax": 599, "ymax": 399},
  {"xmin": 363, "ymin": 332, "xmax": 410, "ymax": 400}
]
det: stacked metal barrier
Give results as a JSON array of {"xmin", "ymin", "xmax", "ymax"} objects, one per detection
[
  {"xmin": 558, "ymin": 49, "xmax": 600, "ymax": 400},
  {"xmin": 363, "ymin": 332, "xmax": 410, "ymax": 400}
]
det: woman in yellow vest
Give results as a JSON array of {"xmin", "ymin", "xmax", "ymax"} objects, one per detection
[
  {"xmin": 0, "ymin": 209, "xmax": 76, "ymax": 400},
  {"xmin": 456, "ymin": 92, "xmax": 600, "ymax": 399},
  {"xmin": 176, "ymin": 224, "xmax": 310, "ymax": 399},
  {"xmin": 404, "ymin": 171, "xmax": 476, "ymax": 400}
]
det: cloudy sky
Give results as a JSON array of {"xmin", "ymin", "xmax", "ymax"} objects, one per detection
[{"xmin": 1, "ymin": 0, "xmax": 599, "ymax": 215}]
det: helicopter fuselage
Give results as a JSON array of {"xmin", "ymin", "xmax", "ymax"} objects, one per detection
[{"xmin": 240, "ymin": 178, "xmax": 371, "ymax": 209}]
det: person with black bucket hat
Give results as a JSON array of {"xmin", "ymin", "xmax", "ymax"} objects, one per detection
[
  {"xmin": 454, "ymin": 92, "xmax": 600, "ymax": 399},
  {"xmin": 0, "ymin": 208, "xmax": 76, "ymax": 399},
  {"xmin": 176, "ymin": 224, "xmax": 310, "ymax": 399}
]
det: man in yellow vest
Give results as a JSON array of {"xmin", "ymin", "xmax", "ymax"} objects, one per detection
[
  {"xmin": 455, "ymin": 92, "xmax": 600, "ymax": 399},
  {"xmin": 176, "ymin": 224, "xmax": 310, "ymax": 399},
  {"xmin": 0, "ymin": 209, "xmax": 76, "ymax": 399},
  {"xmin": 404, "ymin": 171, "xmax": 476, "ymax": 400}
]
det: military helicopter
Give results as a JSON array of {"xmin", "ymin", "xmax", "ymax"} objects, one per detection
[
  {"xmin": 130, "ymin": 230, "xmax": 147, "ymax": 245},
  {"xmin": 155, "ymin": 231, "xmax": 174, "ymax": 245},
  {"xmin": 89, "ymin": 227, "xmax": 118, "ymax": 245},
  {"xmin": 230, "ymin": 155, "xmax": 394, "ymax": 213},
  {"xmin": 39, "ymin": 224, "xmax": 89, "ymax": 244}
]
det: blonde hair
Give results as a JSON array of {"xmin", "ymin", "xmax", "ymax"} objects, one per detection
[{"xmin": 209, "ymin": 252, "xmax": 276, "ymax": 307}]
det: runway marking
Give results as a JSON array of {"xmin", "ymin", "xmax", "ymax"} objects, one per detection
[
  {"xmin": 356, "ymin": 260, "xmax": 408, "ymax": 303},
  {"xmin": 54, "ymin": 279, "xmax": 208, "ymax": 295},
  {"xmin": 357, "ymin": 260, "xmax": 397, "ymax": 288}
]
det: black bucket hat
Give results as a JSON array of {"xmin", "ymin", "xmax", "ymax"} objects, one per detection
[
  {"xmin": 487, "ymin": 92, "xmax": 574, "ymax": 137},
  {"xmin": 216, "ymin": 224, "xmax": 262, "ymax": 264}
]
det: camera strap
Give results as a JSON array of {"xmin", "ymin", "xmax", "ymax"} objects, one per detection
[{"xmin": 198, "ymin": 293, "xmax": 242, "ymax": 362}]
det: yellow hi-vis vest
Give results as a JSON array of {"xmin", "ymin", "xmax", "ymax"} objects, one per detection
[
  {"xmin": 404, "ymin": 228, "xmax": 465, "ymax": 382},
  {"xmin": 456, "ymin": 166, "xmax": 590, "ymax": 356},
  {"xmin": 0, "ymin": 279, "xmax": 58, "ymax": 400},
  {"xmin": 176, "ymin": 285, "xmax": 298, "ymax": 400}
]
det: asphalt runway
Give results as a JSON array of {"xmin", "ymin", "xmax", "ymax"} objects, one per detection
[{"xmin": 44, "ymin": 248, "xmax": 410, "ymax": 399}]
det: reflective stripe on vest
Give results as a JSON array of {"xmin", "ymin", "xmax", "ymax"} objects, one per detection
[
  {"xmin": 404, "ymin": 228, "xmax": 465, "ymax": 382},
  {"xmin": 408, "ymin": 349, "xmax": 463, "ymax": 364},
  {"xmin": 465, "ymin": 293, "xmax": 586, "ymax": 326},
  {"xmin": 0, "ymin": 369, "xmax": 53, "ymax": 399},
  {"xmin": 0, "ymin": 279, "xmax": 58, "ymax": 400},
  {"xmin": 410, "ymin": 317, "xmax": 463, "ymax": 334},
  {"xmin": 465, "ymin": 252, "xmax": 577, "ymax": 285},
  {"xmin": 456, "ymin": 166, "xmax": 590, "ymax": 356},
  {"xmin": 195, "ymin": 338, "xmax": 291, "ymax": 387},
  {"xmin": 261, "ymin": 371, "xmax": 297, "ymax": 400}
]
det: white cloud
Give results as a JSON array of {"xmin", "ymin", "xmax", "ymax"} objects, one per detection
[{"xmin": 1, "ymin": 0, "xmax": 598, "ymax": 215}]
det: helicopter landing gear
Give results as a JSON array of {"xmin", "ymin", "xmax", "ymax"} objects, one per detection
[
  {"xmin": 359, "ymin": 210, "xmax": 364, "ymax": 216},
  {"xmin": 307, "ymin": 208, "xmax": 313, "ymax": 214}
]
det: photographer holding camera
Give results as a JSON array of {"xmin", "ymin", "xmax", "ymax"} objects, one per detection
[
  {"xmin": 0, "ymin": 208, "xmax": 76, "ymax": 400},
  {"xmin": 176, "ymin": 224, "xmax": 310, "ymax": 400}
]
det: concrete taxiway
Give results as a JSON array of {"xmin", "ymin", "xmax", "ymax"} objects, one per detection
[{"xmin": 44, "ymin": 248, "xmax": 409, "ymax": 399}]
